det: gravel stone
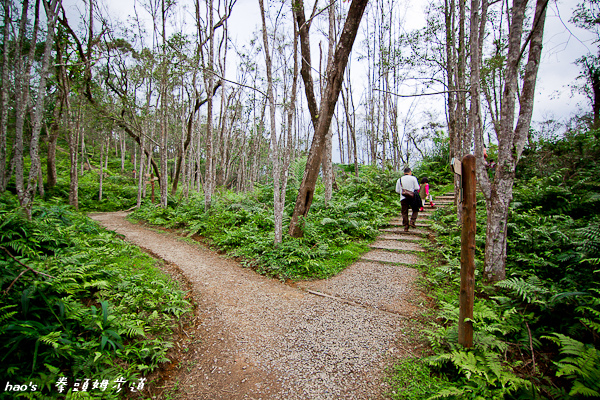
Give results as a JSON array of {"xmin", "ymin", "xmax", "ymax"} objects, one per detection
[
  {"xmin": 90, "ymin": 211, "xmax": 428, "ymax": 399},
  {"xmin": 370, "ymin": 240, "xmax": 424, "ymax": 252},
  {"xmin": 360, "ymin": 249, "xmax": 422, "ymax": 265},
  {"xmin": 377, "ymin": 234, "xmax": 422, "ymax": 242}
]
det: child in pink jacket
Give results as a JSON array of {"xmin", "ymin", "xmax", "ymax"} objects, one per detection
[{"xmin": 419, "ymin": 177, "xmax": 435, "ymax": 211}]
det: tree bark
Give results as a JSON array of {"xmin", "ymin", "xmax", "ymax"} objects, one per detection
[
  {"xmin": 99, "ymin": 136, "xmax": 105, "ymax": 201},
  {"xmin": 202, "ymin": 0, "xmax": 216, "ymax": 210},
  {"xmin": 0, "ymin": 0, "xmax": 10, "ymax": 192},
  {"xmin": 46, "ymin": 89, "xmax": 63, "ymax": 190},
  {"xmin": 19, "ymin": 0, "xmax": 59, "ymax": 216},
  {"xmin": 292, "ymin": 0, "xmax": 319, "ymax": 128},
  {"xmin": 471, "ymin": 0, "xmax": 548, "ymax": 282},
  {"xmin": 289, "ymin": 0, "xmax": 369, "ymax": 237},
  {"xmin": 14, "ymin": 0, "xmax": 40, "ymax": 214},
  {"xmin": 589, "ymin": 62, "xmax": 600, "ymax": 129},
  {"xmin": 171, "ymin": 82, "xmax": 221, "ymax": 194},
  {"xmin": 322, "ymin": 0, "xmax": 337, "ymax": 205},
  {"xmin": 159, "ymin": 0, "xmax": 168, "ymax": 208}
]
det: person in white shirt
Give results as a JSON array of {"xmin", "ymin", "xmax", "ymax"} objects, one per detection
[{"xmin": 395, "ymin": 167, "xmax": 420, "ymax": 232}]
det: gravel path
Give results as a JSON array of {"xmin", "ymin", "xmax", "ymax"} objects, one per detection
[{"xmin": 89, "ymin": 207, "xmax": 437, "ymax": 400}]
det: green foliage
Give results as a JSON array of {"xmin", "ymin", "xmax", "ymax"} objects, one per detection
[
  {"xmin": 0, "ymin": 194, "xmax": 191, "ymax": 398},
  {"xmin": 132, "ymin": 166, "xmax": 401, "ymax": 280},
  {"xmin": 543, "ymin": 333, "xmax": 600, "ymax": 398},
  {"xmin": 427, "ymin": 349, "xmax": 530, "ymax": 399},
  {"xmin": 393, "ymin": 128, "xmax": 600, "ymax": 398},
  {"xmin": 413, "ymin": 130, "xmax": 453, "ymax": 186},
  {"xmin": 388, "ymin": 358, "xmax": 446, "ymax": 400}
]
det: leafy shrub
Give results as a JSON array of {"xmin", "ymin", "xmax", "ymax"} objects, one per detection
[
  {"xmin": 131, "ymin": 166, "xmax": 401, "ymax": 280},
  {"xmin": 0, "ymin": 193, "xmax": 191, "ymax": 398},
  {"xmin": 394, "ymin": 128, "xmax": 600, "ymax": 399}
]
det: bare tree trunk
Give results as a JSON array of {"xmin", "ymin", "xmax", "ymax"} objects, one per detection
[
  {"xmin": 99, "ymin": 135, "xmax": 105, "ymax": 201},
  {"xmin": 171, "ymin": 81, "xmax": 221, "ymax": 194},
  {"xmin": 289, "ymin": 0, "xmax": 369, "ymax": 237},
  {"xmin": 470, "ymin": 0, "xmax": 548, "ymax": 282},
  {"xmin": 80, "ymin": 119, "xmax": 85, "ymax": 175},
  {"xmin": 341, "ymin": 78, "xmax": 358, "ymax": 177},
  {"xmin": 322, "ymin": 0, "xmax": 337, "ymax": 205},
  {"xmin": 14, "ymin": 0, "xmax": 39, "ymax": 214},
  {"xmin": 202, "ymin": 0, "xmax": 216, "ymax": 209},
  {"xmin": 19, "ymin": 0, "xmax": 59, "ymax": 216},
  {"xmin": 159, "ymin": 0, "xmax": 168, "ymax": 207},
  {"xmin": 120, "ymin": 131, "xmax": 125, "ymax": 172},
  {"xmin": 68, "ymin": 103, "xmax": 80, "ymax": 210},
  {"xmin": 587, "ymin": 61, "xmax": 600, "ymax": 129},
  {"xmin": 0, "ymin": 0, "xmax": 10, "ymax": 192},
  {"xmin": 46, "ymin": 84, "xmax": 63, "ymax": 190},
  {"xmin": 136, "ymin": 131, "xmax": 145, "ymax": 208},
  {"xmin": 46, "ymin": 127, "xmax": 60, "ymax": 189}
]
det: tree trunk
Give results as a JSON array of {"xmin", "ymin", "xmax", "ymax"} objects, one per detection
[
  {"xmin": 587, "ymin": 62, "xmax": 600, "ymax": 129},
  {"xmin": 289, "ymin": 0, "xmax": 369, "ymax": 237},
  {"xmin": 171, "ymin": 82, "xmax": 221, "ymax": 194},
  {"xmin": 46, "ymin": 94, "xmax": 62, "ymax": 189},
  {"xmin": 483, "ymin": 177, "xmax": 513, "ymax": 281},
  {"xmin": 20, "ymin": 0, "xmax": 59, "ymax": 215},
  {"xmin": 0, "ymin": 0, "xmax": 10, "ymax": 192},
  {"xmin": 471, "ymin": 0, "xmax": 548, "ymax": 282},
  {"xmin": 99, "ymin": 136, "xmax": 105, "ymax": 201},
  {"xmin": 68, "ymin": 103, "xmax": 80, "ymax": 210},
  {"xmin": 136, "ymin": 131, "xmax": 145, "ymax": 208},
  {"xmin": 322, "ymin": 0, "xmax": 337, "ymax": 205},
  {"xmin": 120, "ymin": 131, "xmax": 125, "ymax": 172},
  {"xmin": 14, "ymin": 0, "xmax": 39, "ymax": 214},
  {"xmin": 203, "ymin": 0, "xmax": 216, "ymax": 210},
  {"xmin": 159, "ymin": 0, "xmax": 168, "ymax": 207},
  {"xmin": 292, "ymin": 0, "xmax": 319, "ymax": 129}
]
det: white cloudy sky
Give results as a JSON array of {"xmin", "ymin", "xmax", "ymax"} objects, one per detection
[{"xmin": 66, "ymin": 0, "xmax": 597, "ymax": 134}]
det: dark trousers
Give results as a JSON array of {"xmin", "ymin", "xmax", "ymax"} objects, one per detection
[{"xmin": 401, "ymin": 199, "xmax": 418, "ymax": 227}]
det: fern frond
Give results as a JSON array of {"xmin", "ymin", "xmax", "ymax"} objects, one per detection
[
  {"xmin": 37, "ymin": 331, "xmax": 62, "ymax": 348},
  {"xmin": 426, "ymin": 386, "xmax": 464, "ymax": 399},
  {"xmin": 496, "ymin": 276, "xmax": 549, "ymax": 304}
]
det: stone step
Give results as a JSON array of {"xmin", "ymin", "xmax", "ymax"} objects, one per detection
[
  {"xmin": 387, "ymin": 220, "xmax": 430, "ymax": 228},
  {"xmin": 369, "ymin": 239, "xmax": 424, "ymax": 252},
  {"xmin": 380, "ymin": 227, "xmax": 428, "ymax": 236},
  {"xmin": 378, "ymin": 233, "xmax": 422, "ymax": 241},
  {"xmin": 360, "ymin": 249, "xmax": 421, "ymax": 265}
]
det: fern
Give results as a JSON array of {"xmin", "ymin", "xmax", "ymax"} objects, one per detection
[
  {"xmin": 37, "ymin": 331, "xmax": 62, "ymax": 349},
  {"xmin": 427, "ymin": 348, "xmax": 530, "ymax": 398},
  {"xmin": 543, "ymin": 333, "xmax": 600, "ymax": 397},
  {"xmin": 495, "ymin": 275, "xmax": 550, "ymax": 304}
]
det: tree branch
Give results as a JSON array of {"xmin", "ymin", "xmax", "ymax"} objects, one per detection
[
  {"xmin": 1, "ymin": 246, "xmax": 55, "ymax": 294},
  {"xmin": 374, "ymin": 88, "xmax": 470, "ymax": 98}
]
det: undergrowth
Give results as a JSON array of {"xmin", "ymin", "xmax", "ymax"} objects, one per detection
[
  {"xmin": 131, "ymin": 166, "xmax": 403, "ymax": 280},
  {"xmin": 389, "ymin": 128, "xmax": 600, "ymax": 399},
  {"xmin": 0, "ymin": 193, "xmax": 191, "ymax": 399}
]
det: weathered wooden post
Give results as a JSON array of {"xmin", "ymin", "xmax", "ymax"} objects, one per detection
[{"xmin": 458, "ymin": 154, "xmax": 476, "ymax": 348}]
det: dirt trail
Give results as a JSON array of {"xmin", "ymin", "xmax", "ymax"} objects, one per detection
[{"xmin": 89, "ymin": 208, "xmax": 435, "ymax": 400}]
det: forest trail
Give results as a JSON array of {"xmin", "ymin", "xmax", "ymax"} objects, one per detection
[{"xmin": 88, "ymin": 198, "xmax": 451, "ymax": 399}]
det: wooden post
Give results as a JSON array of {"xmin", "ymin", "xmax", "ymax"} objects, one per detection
[{"xmin": 458, "ymin": 154, "xmax": 476, "ymax": 348}]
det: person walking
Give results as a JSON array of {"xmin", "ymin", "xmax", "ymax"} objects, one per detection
[
  {"xmin": 395, "ymin": 167, "xmax": 420, "ymax": 232},
  {"xmin": 419, "ymin": 177, "xmax": 435, "ymax": 211}
]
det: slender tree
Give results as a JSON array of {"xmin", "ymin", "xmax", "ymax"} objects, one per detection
[
  {"xmin": 471, "ymin": 0, "xmax": 549, "ymax": 282},
  {"xmin": 0, "ymin": 0, "xmax": 10, "ymax": 192},
  {"xmin": 289, "ymin": 0, "xmax": 369, "ymax": 237}
]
